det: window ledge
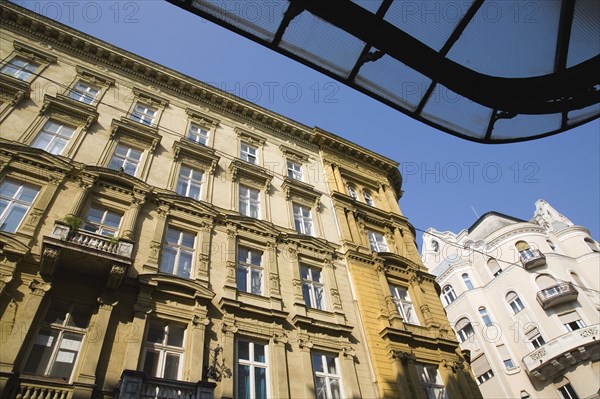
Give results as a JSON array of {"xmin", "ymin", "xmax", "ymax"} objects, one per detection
[
  {"xmin": 292, "ymin": 305, "xmax": 352, "ymax": 334},
  {"xmin": 112, "ymin": 118, "xmax": 161, "ymax": 152},
  {"xmin": 219, "ymin": 295, "xmax": 288, "ymax": 320},
  {"xmin": 0, "ymin": 72, "xmax": 31, "ymax": 103}
]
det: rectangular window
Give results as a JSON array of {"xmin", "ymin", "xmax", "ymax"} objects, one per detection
[
  {"xmin": 237, "ymin": 340, "xmax": 268, "ymax": 399},
  {"xmin": 415, "ymin": 363, "xmax": 448, "ymax": 399},
  {"xmin": 108, "ymin": 144, "xmax": 142, "ymax": 176},
  {"xmin": 301, "ymin": 265, "xmax": 325, "ymax": 310},
  {"xmin": 557, "ymin": 383, "xmax": 579, "ymax": 399},
  {"xmin": 239, "ymin": 185, "xmax": 260, "ymax": 219},
  {"xmin": 187, "ymin": 123, "xmax": 209, "ymax": 145},
  {"xmin": 525, "ymin": 327, "xmax": 545, "ymax": 349},
  {"xmin": 362, "ymin": 190, "xmax": 375, "ymax": 206},
  {"xmin": 497, "ymin": 344, "xmax": 516, "ymax": 370},
  {"xmin": 68, "ymin": 81, "xmax": 100, "ymax": 104},
  {"xmin": 32, "ymin": 120, "xmax": 75, "ymax": 155},
  {"xmin": 160, "ymin": 227, "xmax": 195, "ymax": 279},
  {"xmin": 293, "ymin": 204, "xmax": 313, "ymax": 235},
  {"xmin": 23, "ymin": 301, "xmax": 91, "ymax": 380},
  {"xmin": 389, "ymin": 284, "xmax": 419, "ymax": 325},
  {"xmin": 176, "ymin": 165, "xmax": 203, "ymax": 200},
  {"xmin": 1, "ymin": 56, "xmax": 38, "ymax": 80},
  {"xmin": 142, "ymin": 321, "xmax": 185, "ymax": 380},
  {"xmin": 368, "ymin": 231, "xmax": 389, "ymax": 252},
  {"xmin": 237, "ymin": 247, "xmax": 263, "ymax": 295},
  {"xmin": 83, "ymin": 205, "xmax": 122, "ymax": 237},
  {"xmin": 312, "ymin": 353, "xmax": 343, "ymax": 399},
  {"xmin": 472, "ymin": 355, "xmax": 493, "ymax": 385},
  {"xmin": 131, "ymin": 103, "xmax": 157, "ymax": 126},
  {"xmin": 240, "ymin": 142, "xmax": 258, "ymax": 164},
  {"xmin": 476, "ymin": 370, "xmax": 494, "ymax": 385},
  {"xmin": 559, "ymin": 311, "xmax": 585, "ymax": 332},
  {"xmin": 0, "ymin": 179, "xmax": 39, "ymax": 233},
  {"xmin": 287, "ymin": 160, "xmax": 303, "ymax": 181}
]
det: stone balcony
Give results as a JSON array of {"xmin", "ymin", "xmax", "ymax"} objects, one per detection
[
  {"xmin": 10, "ymin": 375, "xmax": 73, "ymax": 399},
  {"xmin": 522, "ymin": 324, "xmax": 600, "ymax": 380},
  {"xmin": 536, "ymin": 282, "xmax": 578, "ymax": 309},
  {"xmin": 115, "ymin": 370, "xmax": 215, "ymax": 399},
  {"xmin": 519, "ymin": 248, "xmax": 546, "ymax": 269}
]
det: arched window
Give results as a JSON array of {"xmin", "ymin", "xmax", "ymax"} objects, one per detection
[
  {"xmin": 546, "ymin": 240, "xmax": 556, "ymax": 252},
  {"xmin": 487, "ymin": 258, "xmax": 502, "ymax": 277},
  {"xmin": 506, "ymin": 291, "xmax": 525, "ymax": 314},
  {"xmin": 455, "ymin": 317, "xmax": 475, "ymax": 343},
  {"xmin": 441, "ymin": 285, "xmax": 457, "ymax": 305},
  {"xmin": 362, "ymin": 190, "xmax": 375, "ymax": 206},
  {"xmin": 462, "ymin": 273, "xmax": 474, "ymax": 290},
  {"xmin": 431, "ymin": 240, "xmax": 439, "ymax": 253},
  {"xmin": 347, "ymin": 185, "xmax": 358, "ymax": 200},
  {"xmin": 515, "ymin": 241, "xmax": 530, "ymax": 252},
  {"xmin": 478, "ymin": 307, "xmax": 493, "ymax": 326},
  {"xmin": 536, "ymin": 274, "xmax": 558, "ymax": 295},
  {"xmin": 584, "ymin": 237, "xmax": 600, "ymax": 253}
]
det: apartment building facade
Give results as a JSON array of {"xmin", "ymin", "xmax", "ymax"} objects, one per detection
[
  {"xmin": 422, "ymin": 200, "xmax": 600, "ymax": 399},
  {"xmin": 0, "ymin": 2, "xmax": 480, "ymax": 398}
]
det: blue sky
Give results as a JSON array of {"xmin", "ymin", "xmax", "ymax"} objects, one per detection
[{"xmin": 13, "ymin": 0, "xmax": 600, "ymax": 244}]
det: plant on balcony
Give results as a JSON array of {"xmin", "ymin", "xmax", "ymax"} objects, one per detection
[{"xmin": 62, "ymin": 215, "xmax": 83, "ymax": 239}]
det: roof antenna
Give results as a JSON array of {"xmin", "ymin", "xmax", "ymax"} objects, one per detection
[{"xmin": 471, "ymin": 206, "xmax": 480, "ymax": 218}]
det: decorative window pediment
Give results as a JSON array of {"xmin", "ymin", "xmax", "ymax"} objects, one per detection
[
  {"xmin": 111, "ymin": 118, "xmax": 161, "ymax": 152},
  {"xmin": 12, "ymin": 41, "xmax": 57, "ymax": 64},
  {"xmin": 281, "ymin": 177, "xmax": 320, "ymax": 207},
  {"xmin": 236, "ymin": 127, "xmax": 266, "ymax": 146},
  {"xmin": 0, "ymin": 72, "xmax": 31, "ymax": 105},
  {"xmin": 186, "ymin": 108, "xmax": 220, "ymax": 127},
  {"xmin": 156, "ymin": 193, "xmax": 219, "ymax": 220},
  {"xmin": 229, "ymin": 158, "xmax": 272, "ymax": 189},
  {"xmin": 40, "ymin": 94, "xmax": 98, "ymax": 130},
  {"xmin": 173, "ymin": 138, "xmax": 219, "ymax": 174},
  {"xmin": 223, "ymin": 215, "xmax": 280, "ymax": 238},
  {"xmin": 279, "ymin": 144, "xmax": 310, "ymax": 162},
  {"xmin": 75, "ymin": 65, "xmax": 115, "ymax": 87},
  {"xmin": 131, "ymin": 87, "xmax": 169, "ymax": 108}
]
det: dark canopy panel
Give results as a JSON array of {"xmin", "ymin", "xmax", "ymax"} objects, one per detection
[{"xmin": 168, "ymin": 0, "xmax": 600, "ymax": 143}]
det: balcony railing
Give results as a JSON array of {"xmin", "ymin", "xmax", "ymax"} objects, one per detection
[
  {"xmin": 115, "ymin": 370, "xmax": 215, "ymax": 399},
  {"xmin": 523, "ymin": 324, "xmax": 600, "ymax": 380},
  {"xmin": 10, "ymin": 375, "xmax": 73, "ymax": 399},
  {"xmin": 519, "ymin": 249, "xmax": 546, "ymax": 269},
  {"xmin": 536, "ymin": 282, "xmax": 578, "ymax": 309},
  {"xmin": 50, "ymin": 221, "xmax": 133, "ymax": 258}
]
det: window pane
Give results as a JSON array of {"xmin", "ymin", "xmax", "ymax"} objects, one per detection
[
  {"xmin": 330, "ymin": 379, "xmax": 341, "ymax": 399},
  {"xmin": 23, "ymin": 329, "xmax": 59, "ymax": 375},
  {"xmin": 251, "ymin": 269, "xmax": 262, "ymax": 294},
  {"xmin": 147, "ymin": 323, "xmax": 165, "ymax": 344},
  {"xmin": 142, "ymin": 350, "xmax": 161, "ymax": 377},
  {"xmin": 315, "ymin": 376, "xmax": 327, "ymax": 399},
  {"xmin": 159, "ymin": 247, "xmax": 177, "ymax": 274},
  {"xmin": 167, "ymin": 325, "xmax": 185, "ymax": 347},
  {"xmin": 2, "ymin": 206, "xmax": 26, "ymax": 233},
  {"xmin": 254, "ymin": 367, "xmax": 267, "ymax": 398},
  {"xmin": 104, "ymin": 211, "xmax": 122, "ymax": 228},
  {"xmin": 238, "ymin": 341, "xmax": 250, "ymax": 360},
  {"xmin": 312, "ymin": 354, "xmax": 324, "ymax": 372},
  {"xmin": 237, "ymin": 267, "xmax": 248, "ymax": 292},
  {"xmin": 0, "ymin": 180, "xmax": 19, "ymax": 197},
  {"xmin": 327, "ymin": 356, "xmax": 337, "ymax": 374},
  {"xmin": 254, "ymin": 343, "xmax": 265, "ymax": 362},
  {"xmin": 164, "ymin": 353, "xmax": 180, "ymax": 380},
  {"xmin": 237, "ymin": 364, "xmax": 250, "ymax": 399},
  {"xmin": 178, "ymin": 252, "xmax": 192, "ymax": 278},
  {"xmin": 314, "ymin": 286, "xmax": 324, "ymax": 309}
]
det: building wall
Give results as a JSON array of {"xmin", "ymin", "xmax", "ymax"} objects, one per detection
[{"xmin": 422, "ymin": 202, "xmax": 600, "ymax": 399}]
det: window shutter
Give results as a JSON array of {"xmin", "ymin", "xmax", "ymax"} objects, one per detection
[{"xmin": 471, "ymin": 355, "xmax": 491, "ymax": 377}]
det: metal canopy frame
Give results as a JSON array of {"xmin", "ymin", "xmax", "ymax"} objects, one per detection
[{"xmin": 168, "ymin": 0, "xmax": 600, "ymax": 143}]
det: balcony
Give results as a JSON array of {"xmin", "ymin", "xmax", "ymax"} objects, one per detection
[
  {"xmin": 9, "ymin": 375, "xmax": 73, "ymax": 399},
  {"xmin": 519, "ymin": 249, "xmax": 546, "ymax": 269},
  {"xmin": 523, "ymin": 324, "xmax": 600, "ymax": 380},
  {"xmin": 115, "ymin": 370, "xmax": 215, "ymax": 399},
  {"xmin": 536, "ymin": 282, "xmax": 579, "ymax": 309}
]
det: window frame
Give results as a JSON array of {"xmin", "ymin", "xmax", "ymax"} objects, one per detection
[
  {"xmin": 347, "ymin": 185, "xmax": 359, "ymax": 200},
  {"xmin": 301, "ymin": 264, "xmax": 327, "ymax": 311},
  {"xmin": 237, "ymin": 246, "xmax": 264, "ymax": 295},
  {"xmin": 236, "ymin": 339, "xmax": 270, "ymax": 399},
  {"xmin": 31, "ymin": 119, "xmax": 77, "ymax": 156},
  {"xmin": 389, "ymin": 284, "xmax": 419, "ymax": 325},
  {"xmin": 159, "ymin": 226, "xmax": 196, "ymax": 279},
  {"xmin": 362, "ymin": 190, "xmax": 375, "ymax": 206},
  {"xmin": 175, "ymin": 164, "xmax": 204, "ymax": 201},
  {"xmin": 82, "ymin": 204, "xmax": 123, "ymax": 237},
  {"xmin": 0, "ymin": 178, "xmax": 40, "ymax": 234},
  {"xmin": 108, "ymin": 143, "xmax": 144, "ymax": 177},
  {"xmin": 293, "ymin": 203, "xmax": 314, "ymax": 236},
  {"xmin": 187, "ymin": 122, "xmax": 210, "ymax": 146},
  {"xmin": 287, "ymin": 160, "xmax": 304, "ymax": 181},
  {"xmin": 311, "ymin": 352, "xmax": 344, "ymax": 399},
  {"xmin": 1, "ymin": 55, "xmax": 39, "ymax": 81},
  {"xmin": 67, "ymin": 80, "xmax": 101, "ymax": 105},
  {"xmin": 557, "ymin": 383, "xmax": 580, "ymax": 399},
  {"xmin": 415, "ymin": 363, "xmax": 448, "ymax": 399},
  {"xmin": 462, "ymin": 273, "xmax": 474, "ymax": 290},
  {"xmin": 368, "ymin": 230, "xmax": 389, "ymax": 252},
  {"xmin": 141, "ymin": 319, "xmax": 186, "ymax": 381},
  {"xmin": 506, "ymin": 291, "xmax": 525, "ymax": 314},
  {"xmin": 441, "ymin": 285, "xmax": 457, "ymax": 306},
  {"xmin": 455, "ymin": 318, "xmax": 475, "ymax": 343},
  {"xmin": 478, "ymin": 307, "xmax": 493, "ymax": 327},
  {"xmin": 239, "ymin": 184, "xmax": 261, "ymax": 219},
  {"xmin": 240, "ymin": 141, "xmax": 259, "ymax": 165}
]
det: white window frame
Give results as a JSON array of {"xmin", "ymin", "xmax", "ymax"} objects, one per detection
[
  {"xmin": 83, "ymin": 205, "xmax": 123, "ymax": 237},
  {"xmin": 456, "ymin": 319, "xmax": 475, "ymax": 343},
  {"xmin": 239, "ymin": 185, "xmax": 260, "ymax": 219},
  {"xmin": 563, "ymin": 318, "xmax": 585, "ymax": 332},
  {"xmin": 506, "ymin": 292, "xmax": 525, "ymax": 314},
  {"xmin": 141, "ymin": 320, "xmax": 186, "ymax": 380},
  {"xmin": 476, "ymin": 370, "xmax": 494, "ymax": 385},
  {"xmin": 368, "ymin": 231, "xmax": 389, "ymax": 252},
  {"xmin": 240, "ymin": 142, "xmax": 258, "ymax": 165},
  {"xmin": 347, "ymin": 185, "xmax": 358, "ymax": 200},
  {"xmin": 389, "ymin": 284, "xmax": 419, "ymax": 325},
  {"xmin": 236, "ymin": 340, "xmax": 269, "ymax": 399},
  {"xmin": 528, "ymin": 331, "xmax": 546, "ymax": 349},
  {"xmin": 108, "ymin": 143, "xmax": 143, "ymax": 176},
  {"xmin": 1, "ymin": 55, "xmax": 38, "ymax": 80},
  {"xmin": 237, "ymin": 246, "xmax": 263, "ymax": 295},
  {"xmin": 415, "ymin": 363, "xmax": 448, "ymax": 399},
  {"xmin": 187, "ymin": 122, "xmax": 209, "ymax": 145},
  {"xmin": 362, "ymin": 190, "xmax": 375, "ymax": 206},
  {"xmin": 31, "ymin": 120, "xmax": 76, "ymax": 155},
  {"xmin": 462, "ymin": 273, "xmax": 474, "ymax": 290},
  {"xmin": 312, "ymin": 353, "xmax": 344, "ymax": 399},
  {"xmin": 557, "ymin": 383, "xmax": 579, "ymax": 399},
  {"xmin": 301, "ymin": 265, "xmax": 326, "ymax": 310},
  {"xmin": 293, "ymin": 203, "xmax": 313, "ymax": 235},
  {"xmin": 441, "ymin": 285, "xmax": 457, "ymax": 306},
  {"xmin": 478, "ymin": 307, "xmax": 493, "ymax": 327},
  {"xmin": 0, "ymin": 179, "xmax": 40, "ymax": 233},
  {"xmin": 68, "ymin": 80, "xmax": 100, "ymax": 104},
  {"xmin": 176, "ymin": 165, "xmax": 204, "ymax": 200},
  {"xmin": 160, "ymin": 227, "xmax": 196, "ymax": 279},
  {"xmin": 131, "ymin": 102, "xmax": 157, "ymax": 126},
  {"xmin": 287, "ymin": 160, "xmax": 303, "ymax": 181}
]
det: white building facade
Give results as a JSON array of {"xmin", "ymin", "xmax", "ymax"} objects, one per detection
[{"xmin": 422, "ymin": 200, "xmax": 600, "ymax": 399}]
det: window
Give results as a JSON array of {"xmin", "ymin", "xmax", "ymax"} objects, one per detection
[
  {"xmin": 487, "ymin": 258, "xmax": 502, "ymax": 277},
  {"xmin": 83, "ymin": 205, "xmax": 122, "ymax": 237},
  {"xmin": 142, "ymin": 321, "xmax": 185, "ymax": 380},
  {"xmin": 347, "ymin": 185, "xmax": 358, "ymax": 200},
  {"xmin": 312, "ymin": 353, "xmax": 343, "ymax": 399},
  {"xmin": 362, "ymin": 190, "xmax": 375, "ymax": 206},
  {"xmin": 287, "ymin": 160, "xmax": 303, "ymax": 181},
  {"xmin": 478, "ymin": 307, "xmax": 493, "ymax": 327},
  {"xmin": 68, "ymin": 81, "xmax": 100, "ymax": 104},
  {"xmin": 1, "ymin": 56, "xmax": 38, "ymax": 80},
  {"xmin": 368, "ymin": 231, "xmax": 389, "ymax": 252},
  {"xmin": 237, "ymin": 247, "xmax": 263, "ymax": 295},
  {"xmin": 293, "ymin": 204, "xmax": 313, "ymax": 235},
  {"xmin": 547, "ymin": 240, "xmax": 556, "ymax": 252},
  {"xmin": 237, "ymin": 340, "xmax": 269, "ymax": 399},
  {"xmin": 240, "ymin": 142, "xmax": 258, "ymax": 164},
  {"xmin": 557, "ymin": 383, "xmax": 580, "ymax": 399},
  {"xmin": 441, "ymin": 285, "xmax": 457, "ymax": 305},
  {"xmin": 525, "ymin": 327, "xmax": 545, "ymax": 349},
  {"xmin": 584, "ymin": 238, "xmax": 600, "ymax": 253},
  {"xmin": 0, "ymin": 179, "xmax": 39, "ymax": 233},
  {"xmin": 160, "ymin": 227, "xmax": 195, "ymax": 279},
  {"xmin": 130, "ymin": 103, "xmax": 157, "ymax": 126},
  {"xmin": 476, "ymin": 370, "xmax": 494, "ymax": 385},
  {"xmin": 462, "ymin": 273, "xmax": 474, "ymax": 290},
  {"xmin": 301, "ymin": 265, "xmax": 325, "ymax": 310},
  {"xmin": 108, "ymin": 144, "xmax": 142, "ymax": 176},
  {"xmin": 506, "ymin": 291, "xmax": 525, "ymax": 314},
  {"xmin": 455, "ymin": 318, "xmax": 475, "ymax": 343},
  {"xmin": 516, "ymin": 240, "xmax": 540, "ymax": 262},
  {"xmin": 559, "ymin": 311, "xmax": 585, "ymax": 332},
  {"xmin": 239, "ymin": 185, "xmax": 260, "ymax": 219},
  {"xmin": 472, "ymin": 355, "xmax": 494, "ymax": 385},
  {"xmin": 389, "ymin": 284, "xmax": 419, "ymax": 325},
  {"xmin": 187, "ymin": 123, "xmax": 209, "ymax": 145},
  {"xmin": 415, "ymin": 363, "xmax": 447, "ymax": 399},
  {"xmin": 176, "ymin": 165, "xmax": 203, "ymax": 200},
  {"xmin": 23, "ymin": 301, "xmax": 91, "ymax": 380},
  {"xmin": 32, "ymin": 120, "xmax": 75, "ymax": 155},
  {"xmin": 497, "ymin": 344, "xmax": 516, "ymax": 370}
]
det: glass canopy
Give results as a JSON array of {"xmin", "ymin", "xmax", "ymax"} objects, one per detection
[{"xmin": 168, "ymin": 0, "xmax": 600, "ymax": 143}]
